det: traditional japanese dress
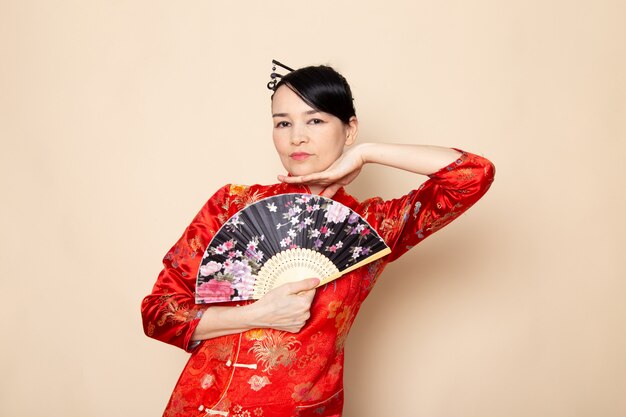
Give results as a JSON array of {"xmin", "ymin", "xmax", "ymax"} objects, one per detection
[{"xmin": 141, "ymin": 150, "xmax": 495, "ymax": 417}]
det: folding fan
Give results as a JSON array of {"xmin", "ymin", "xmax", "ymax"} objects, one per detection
[{"xmin": 195, "ymin": 193, "xmax": 390, "ymax": 304}]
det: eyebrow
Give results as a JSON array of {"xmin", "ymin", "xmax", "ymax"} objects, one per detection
[{"xmin": 272, "ymin": 110, "xmax": 321, "ymax": 118}]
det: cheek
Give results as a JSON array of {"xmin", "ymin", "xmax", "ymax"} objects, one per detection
[
  {"xmin": 324, "ymin": 129, "xmax": 348, "ymax": 154},
  {"xmin": 272, "ymin": 133, "xmax": 284, "ymax": 150},
  {"xmin": 273, "ymin": 137, "xmax": 291, "ymax": 160}
]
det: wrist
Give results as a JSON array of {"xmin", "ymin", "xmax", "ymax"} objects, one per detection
[
  {"xmin": 239, "ymin": 300, "xmax": 268, "ymax": 329},
  {"xmin": 357, "ymin": 142, "xmax": 380, "ymax": 165}
]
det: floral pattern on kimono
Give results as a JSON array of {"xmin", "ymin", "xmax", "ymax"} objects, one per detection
[{"xmin": 141, "ymin": 150, "xmax": 495, "ymax": 417}]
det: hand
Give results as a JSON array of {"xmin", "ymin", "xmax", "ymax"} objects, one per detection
[
  {"xmin": 278, "ymin": 145, "xmax": 366, "ymax": 198},
  {"xmin": 249, "ymin": 278, "xmax": 319, "ymax": 333}
]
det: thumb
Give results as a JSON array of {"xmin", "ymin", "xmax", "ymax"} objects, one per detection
[{"xmin": 285, "ymin": 277, "xmax": 320, "ymax": 294}]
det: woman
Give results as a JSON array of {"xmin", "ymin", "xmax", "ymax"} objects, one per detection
[{"xmin": 142, "ymin": 64, "xmax": 495, "ymax": 417}]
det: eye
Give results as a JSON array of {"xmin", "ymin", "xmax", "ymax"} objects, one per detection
[
  {"xmin": 309, "ymin": 118, "xmax": 324, "ymax": 125},
  {"xmin": 275, "ymin": 121, "xmax": 291, "ymax": 128}
]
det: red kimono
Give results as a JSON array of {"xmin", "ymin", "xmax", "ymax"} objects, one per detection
[{"xmin": 142, "ymin": 150, "xmax": 495, "ymax": 417}]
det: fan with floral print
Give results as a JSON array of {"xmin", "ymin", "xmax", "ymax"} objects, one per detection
[{"xmin": 195, "ymin": 193, "xmax": 391, "ymax": 303}]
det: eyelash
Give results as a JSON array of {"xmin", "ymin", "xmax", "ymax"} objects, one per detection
[{"xmin": 275, "ymin": 119, "xmax": 324, "ymax": 128}]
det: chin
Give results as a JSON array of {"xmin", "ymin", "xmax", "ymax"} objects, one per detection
[{"xmin": 285, "ymin": 164, "xmax": 314, "ymax": 177}]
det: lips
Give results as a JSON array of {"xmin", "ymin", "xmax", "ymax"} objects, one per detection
[{"xmin": 290, "ymin": 152, "xmax": 311, "ymax": 161}]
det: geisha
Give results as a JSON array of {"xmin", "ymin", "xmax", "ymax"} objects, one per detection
[{"xmin": 142, "ymin": 61, "xmax": 495, "ymax": 417}]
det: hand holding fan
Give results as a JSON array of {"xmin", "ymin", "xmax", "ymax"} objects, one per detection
[{"xmin": 195, "ymin": 193, "xmax": 390, "ymax": 303}]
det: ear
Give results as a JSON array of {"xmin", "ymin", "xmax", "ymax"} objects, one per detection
[{"xmin": 344, "ymin": 116, "xmax": 359, "ymax": 146}]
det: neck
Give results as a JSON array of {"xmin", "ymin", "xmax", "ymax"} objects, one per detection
[{"xmin": 308, "ymin": 184, "xmax": 324, "ymax": 195}]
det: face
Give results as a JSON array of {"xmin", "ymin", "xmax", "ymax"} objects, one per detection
[{"xmin": 271, "ymin": 85, "xmax": 357, "ymax": 176}]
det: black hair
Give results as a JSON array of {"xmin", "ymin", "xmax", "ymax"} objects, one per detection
[{"xmin": 271, "ymin": 65, "xmax": 356, "ymax": 124}]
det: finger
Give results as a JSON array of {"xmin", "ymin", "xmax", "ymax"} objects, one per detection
[
  {"xmin": 298, "ymin": 172, "xmax": 331, "ymax": 183},
  {"xmin": 286, "ymin": 326, "xmax": 304, "ymax": 334},
  {"xmin": 279, "ymin": 172, "xmax": 334, "ymax": 184},
  {"xmin": 298, "ymin": 289, "xmax": 317, "ymax": 303},
  {"xmin": 284, "ymin": 277, "xmax": 320, "ymax": 294},
  {"xmin": 277, "ymin": 174, "xmax": 305, "ymax": 183}
]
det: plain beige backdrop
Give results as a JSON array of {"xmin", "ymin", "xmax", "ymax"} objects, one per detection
[{"xmin": 2, "ymin": 1, "xmax": 625, "ymax": 416}]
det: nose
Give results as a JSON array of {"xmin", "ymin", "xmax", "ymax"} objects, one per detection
[{"xmin": 290, "ymin": 124, "xmax": 309, "ymax": 145}]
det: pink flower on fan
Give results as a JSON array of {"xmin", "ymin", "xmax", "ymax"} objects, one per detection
[
  {"xmin": 224, "ymin": 260, "xmax": 252, "ymax": 282},
  {"xmin": 296, "ymin": 195, "xmax": 311, "ymax": 204},
  {"xmin": 326, "ymin": 241, "xmax": 342, "ymax": 253},
  {"xmin": 325, "ymin": 202, "xmax": 350, "ymax": 223},
  {"xmin": 197, "ymin": 280, "xmax": 234, "ymax": 300},
  {"xmin": 214, "ymin": 239, "xmax": 236, "ymax": 255},
  {"xmin": 199, "ymin": 261, "xmax": 222, "ymax": 277},
  {"xmin": 234, "ymin": 280, "xmax": 255, "ymax": 299},
  {"xmin": 246, "ymin": 247, "xmax": 264, "ymax": 262}
]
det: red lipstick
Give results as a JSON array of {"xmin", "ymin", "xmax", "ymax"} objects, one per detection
[{"xmin": 290, "ymin": 152, "xmax": 311, "ymax": 161}]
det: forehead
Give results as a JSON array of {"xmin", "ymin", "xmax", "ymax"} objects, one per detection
[{"xmin": 271, "ymin": 85, "xmax": 316, "ymax": 115}]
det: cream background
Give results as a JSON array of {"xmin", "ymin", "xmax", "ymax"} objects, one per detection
[{"xmin": 1, "ymin": 1, "xmax": 625, "ymax": 416}]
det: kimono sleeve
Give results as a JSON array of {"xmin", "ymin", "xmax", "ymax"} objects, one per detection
[
  {"xmin": 362, "ymin": 150, "xmax": 495, "ymax": 263},
  {"xmin": 141, "ymin": 184, "xmax": 232, "ymax": 352}
]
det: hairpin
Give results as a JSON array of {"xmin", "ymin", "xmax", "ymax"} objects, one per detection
[{"xmin": 267, "ymin": 59, "xmax": 295, "ymax": 91}]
